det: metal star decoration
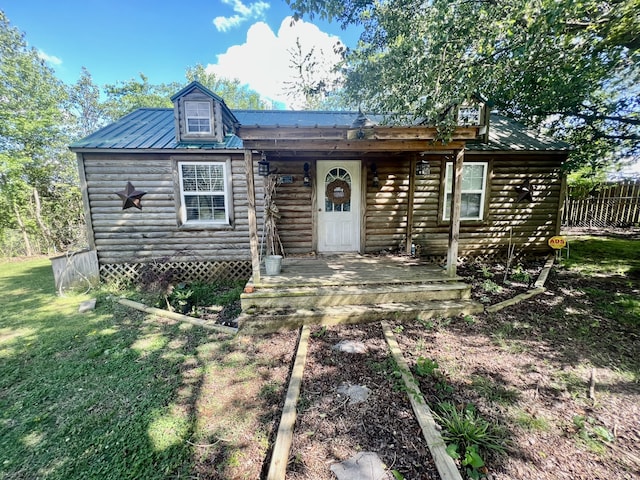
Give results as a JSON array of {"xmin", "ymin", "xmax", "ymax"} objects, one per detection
[
  {"xmin": 516, "ymin": 179, "xmax": 533, "ymax": 203},
  {"xmin": 115, "ymin": 181, "xmax": 147, "ymax": 210}
]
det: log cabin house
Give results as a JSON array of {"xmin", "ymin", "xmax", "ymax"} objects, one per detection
[{"xmin": 70, "ymin": 81, "xmax": 570, "ymax": 331}]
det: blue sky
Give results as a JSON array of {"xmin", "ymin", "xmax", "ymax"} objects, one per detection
[{"xmin": 3, "ymin": 0, "xmax": 362, "ymax": 107}]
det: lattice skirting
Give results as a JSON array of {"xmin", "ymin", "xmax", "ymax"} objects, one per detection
[{"xmin": 100, "ymin": 260, "xmax": 253, "ymax": 285}]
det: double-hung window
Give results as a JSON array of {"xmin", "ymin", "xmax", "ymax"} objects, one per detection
[
  {"xmin": 178, "ymin": 162, "xmax": 229, "ymax": 225},
  {"xmin": 443, "ymin": 162, "xmax": 488, "ymax": 221},
  {"xmin": 185, "ymin": 101, "xmax": 212, "ymax": 134}
]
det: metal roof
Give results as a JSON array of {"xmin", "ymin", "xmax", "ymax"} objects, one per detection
[
  {"xmin": 69, "ymin": 108, "xmax": 570, "ymax": 152},
  {"xmin": 467, "ymin": 115, "xmax": 571, "ymax": 152}
]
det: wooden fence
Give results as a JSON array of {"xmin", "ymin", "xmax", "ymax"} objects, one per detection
[{"xmin": 563, "ymin": 180, "xmax": 640, "ymax": 228}]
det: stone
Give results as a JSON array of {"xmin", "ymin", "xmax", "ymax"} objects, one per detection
[
  {"xmin": 337, "ymin": 383, "xmax": 371, "ymax": 404},
  {"xmin": 333, "ymin": 340, "xmax": 367, "ymax": 354},
  {"xmin": 78, "ymin": 298, "xmax": 97, "ymax": 313},
  {"xmin": 330, "ymin": 452, "xmax": 392, "ymax": 480}
]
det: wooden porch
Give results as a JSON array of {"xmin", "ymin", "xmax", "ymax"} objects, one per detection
[{"xmin": 238, "ymin": 255, "xmax": 484, "ymax": 333}]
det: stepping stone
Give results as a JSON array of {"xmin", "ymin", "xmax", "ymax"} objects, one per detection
[
  {"xmin": 337, "ymin": 383, "xmax": 371, "ymax": 404},
  {"xmin": 333, "ymin": 340, "xmax": 367, "ymax": 354},
  {"xmin": 330, "ymin": 451, "xmax": 392, "ymax": 480},
  {"xmin": 78, "ymin": 298, "xmax": 96, "ymax": 313}
]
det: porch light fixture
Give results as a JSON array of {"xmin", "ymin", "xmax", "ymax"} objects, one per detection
[
  {"xmin": 416, "ymin": 159, "xmax": 431, "ymax": 176},
  {"xmin": 303, "ymin": 162, "xmax": 311, "ymax": 187},
  {"xmin": 371, "ymin": 163, "xmax": 380, "ymax": 188},
  {"xmin": 258, "ymin": 152, "xmax": 271, "ymax": 176}
]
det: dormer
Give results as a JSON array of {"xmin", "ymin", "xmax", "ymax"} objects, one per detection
[
  {"xmin": 456, "ymin": 94, "xmax": 492, "ymax": 142},
  {"xmin": 171, "ymin": 81, "xmax": 238, "ymax": 144}
]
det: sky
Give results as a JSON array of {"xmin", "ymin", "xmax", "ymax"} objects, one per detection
[{"xmin": 3, "ymin": 0, "xmax": 362, "ymax": 108}]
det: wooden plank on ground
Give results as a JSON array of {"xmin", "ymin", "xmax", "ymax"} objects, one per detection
[
  {"xmin": 534, "ymin": 254, "xmax": 556, "ymax": 289},
  {"xmin": 485, "ymin": 287, "xmax": 546, "ymax": 313},
  {"xmin": 382, "ymin": 322, "xmax": 463, "ymax": 480},
  {"xmin": 267, "ymin": 325, "xmax": 310, "ymax": 480},
  {"xmin": 117, "ymin": 298, "xmax": 237, "ymax": 335}
]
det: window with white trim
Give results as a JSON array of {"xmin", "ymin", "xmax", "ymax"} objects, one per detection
[
  {"xmin": 185, "ymin": 101, "xmax": 212, "ymax": 134},
  {"xmin": 443, "ymin": 162, "xmax": 488, "ymax": 221},
  {"xmin": 178, "ymin": 162, "xmax": 229, "ymax": 224}
]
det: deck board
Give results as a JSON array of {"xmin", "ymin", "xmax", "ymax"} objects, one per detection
[{"xmin": 254, "ymin": 255, "xmax": 455, "ymax": 288}]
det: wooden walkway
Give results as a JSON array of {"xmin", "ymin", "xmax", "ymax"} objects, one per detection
[{"xmin": 252, "ymin": 254, "xmax": 454, "ymax": 288}]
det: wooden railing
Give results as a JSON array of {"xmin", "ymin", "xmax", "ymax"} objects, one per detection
[{"xmin": 563, "ymin": 180, "xmax": 640, "ymax": 228}]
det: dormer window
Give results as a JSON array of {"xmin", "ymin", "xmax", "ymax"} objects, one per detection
[
  {"xmin": 457, "ymin": 105, "xmax": 482, "ymax": 126},
  {"xmin": 185, "ymin": 101, "xmax": 212, "ymax": 134}
]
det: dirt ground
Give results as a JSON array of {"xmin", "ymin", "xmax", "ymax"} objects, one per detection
[
  {"xmin": 279, "ymin": 259, "xmax": 640, "ymax": 480},
  {"xmin": 288, "ymin": 323, "xmax": 439, "ymax": 480}
]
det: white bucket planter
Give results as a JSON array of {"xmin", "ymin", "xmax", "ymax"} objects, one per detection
[{"xmin": 264, "ymin": 255, "xmax": 283, "ymax": 276}]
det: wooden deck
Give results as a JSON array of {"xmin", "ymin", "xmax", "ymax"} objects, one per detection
[{"xmin": 250, "ymin": 254, "xmax": 455, "ymax": 288}]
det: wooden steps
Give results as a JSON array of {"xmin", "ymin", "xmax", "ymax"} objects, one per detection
[
  {"xmin": 238, "ymin": 255, "xmax": 482, "ymax": 333},
  {"xmin": 241, "ymin": 281, "xmax": 471, "ymax": 309},
  {"xmin": 238, "ymin": 299, "xmax": 484, "ymax": 334}
]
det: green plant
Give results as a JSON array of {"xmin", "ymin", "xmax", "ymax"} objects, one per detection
[
  {"xmin": 510, "ymin": 264, "xmax": 532, "ymax": 283},
  {"xmin": 391, "ymin": 470, "xmax": 405, "ymax": 480},
  {"xmin": 415, "ymin": 357, "xmax": 439, "ymax": 377},
  {"xmin": 446, "ymin": 443, "xmax": 486, "ymax": 480},
  {"xmin": 463, "ymin": 314, "xmax": 476, "ymax": 325},
  {"xmin": 311, "ymin": 326, "xmax": 327, "ymax": 338},
  {"xmin": 434, "ymin": 402, "xmax": 506, "ymax": 473},
  {"xmin": 479, "ymin": 265, "xmax": 494, "ymax": 278},
  {"xmin": 571, "ymin": 415, "xmax": 614, "ymax": 454},
  {"xmin": 481, "ymin": 279, "xmax": 503, "ymax": 294}
]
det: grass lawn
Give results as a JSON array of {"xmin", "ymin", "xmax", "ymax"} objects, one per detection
[{"xmin": 0, "ymin": 258, "xmax": 296, "ymax": 480}]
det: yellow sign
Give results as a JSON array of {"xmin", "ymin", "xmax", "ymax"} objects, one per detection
[{"xmin": 548, "ymin": 236, "xmax": 567, "ymax": 249}]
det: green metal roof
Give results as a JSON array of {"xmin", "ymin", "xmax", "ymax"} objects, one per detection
[{"xmin": 69, "ymin": 108, "xmax": 570, "ymax": 152}]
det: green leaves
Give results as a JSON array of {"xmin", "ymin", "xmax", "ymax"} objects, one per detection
[{"xmin": 288, "ymin": 0, "xmax": 639, "ymax": 175}]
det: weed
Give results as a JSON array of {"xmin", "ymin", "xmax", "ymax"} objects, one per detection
[
  {"xmin": 435, "ymin": 380, "xmax": 454, "ymax": 397},
  {"xmin": 513, "ymin": 411, "xmax": 550, "ymax": 431},
  {"xmin": 311, "ymin": 326, "xmax": 327, "ymax": 338},
  {"xmin": 463, "ymin": 314, "xmax": 476, "ymax": 325},
  {"xmin": 394, "ymin": 324, "xmax": 405, "ymax": 334},
  {"xmin": 418, "ymin": 316, "xmax": 451, "ymax": 330},
  {"xmin": 414, "ymin": 357, "xmax": 439, "ymax": 377},
  {"xmin": 479, "ymin": 265, "xmax": 494, "ymax": 278},
  {"xmin": 481, "ymin": 279, "xmax": 503, "ymax": 294},
  {"xmin": 571, "ymin": 415, "xmax": 614, "ymax": 454},
  {"xmin": 434, "ymin": 402, "xmax": 506, "ymax": 462},
  {"xmin": 510, "ymin": 264, "xmax": 532, "ymax": 283}
]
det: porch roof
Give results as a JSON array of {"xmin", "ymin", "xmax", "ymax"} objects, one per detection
[{"xmin": 69, "ymin": 108, "xmax": 569, "ymax": 152}]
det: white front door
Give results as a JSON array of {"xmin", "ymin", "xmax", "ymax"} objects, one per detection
[{"xmin": 317, "ymin": 160, "xmax": 361, "ymax": 253}]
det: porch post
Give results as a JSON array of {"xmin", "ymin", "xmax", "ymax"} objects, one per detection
[
  {"xmin": 446, "ymin": 149, "xmax": 464, "ymax": 277},
  {"xmin": 245, "ymin": 150, "xmax": 261, "ymax": 284},
  {"xmin": 406, "ymin": 155, "xmax": 417, "ymax": 255}
]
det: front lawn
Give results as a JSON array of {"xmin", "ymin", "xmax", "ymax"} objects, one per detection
[{"xmin": 0, "ymin": 258, "xmax": 296, "ymax": 480}]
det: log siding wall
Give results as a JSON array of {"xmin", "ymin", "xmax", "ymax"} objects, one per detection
[
  {"xmin": 80, "ymin": 152, "xmax": 264, "ymax": 266},
  {"xmin": 362, "ymin": 154, "xmax": 565, "ymax": 257},
  {"xmin": 82, "ymin": 150, "xmax": 564, "ymax": 272}
]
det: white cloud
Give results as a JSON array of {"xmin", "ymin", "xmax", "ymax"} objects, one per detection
[
  {"xmin": 37, "ymin": 50, "xmax": 62, "ymax": 65},
  {"xmin": 213, "ymin": 0, "xmax": 270, "ymax": 32},
  {"xmin": 206, "ymin": 17, "xmax": 344, "ymax": 108}
]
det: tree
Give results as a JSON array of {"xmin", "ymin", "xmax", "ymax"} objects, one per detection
[
  {"xmin": 283, "ymin": 37, "xmax": 345, "ymax": 109},
  {"xmin": 67, "ymin": 66, "xmax": 108, "ymax": 139},
  {"xmin": 185, "ymin": 64, "xmax": 267, "ymax": 109},
  {"xmin": 102, "ymin": 73, "xmax": 179, "ymax": 121},
  {"xmin": 0, "ymin": 10, "xmax": 77, "ymax": 255},
  {"xmin": 287, "ymin": 0, "xmax": 639, "ymax": 174}
]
